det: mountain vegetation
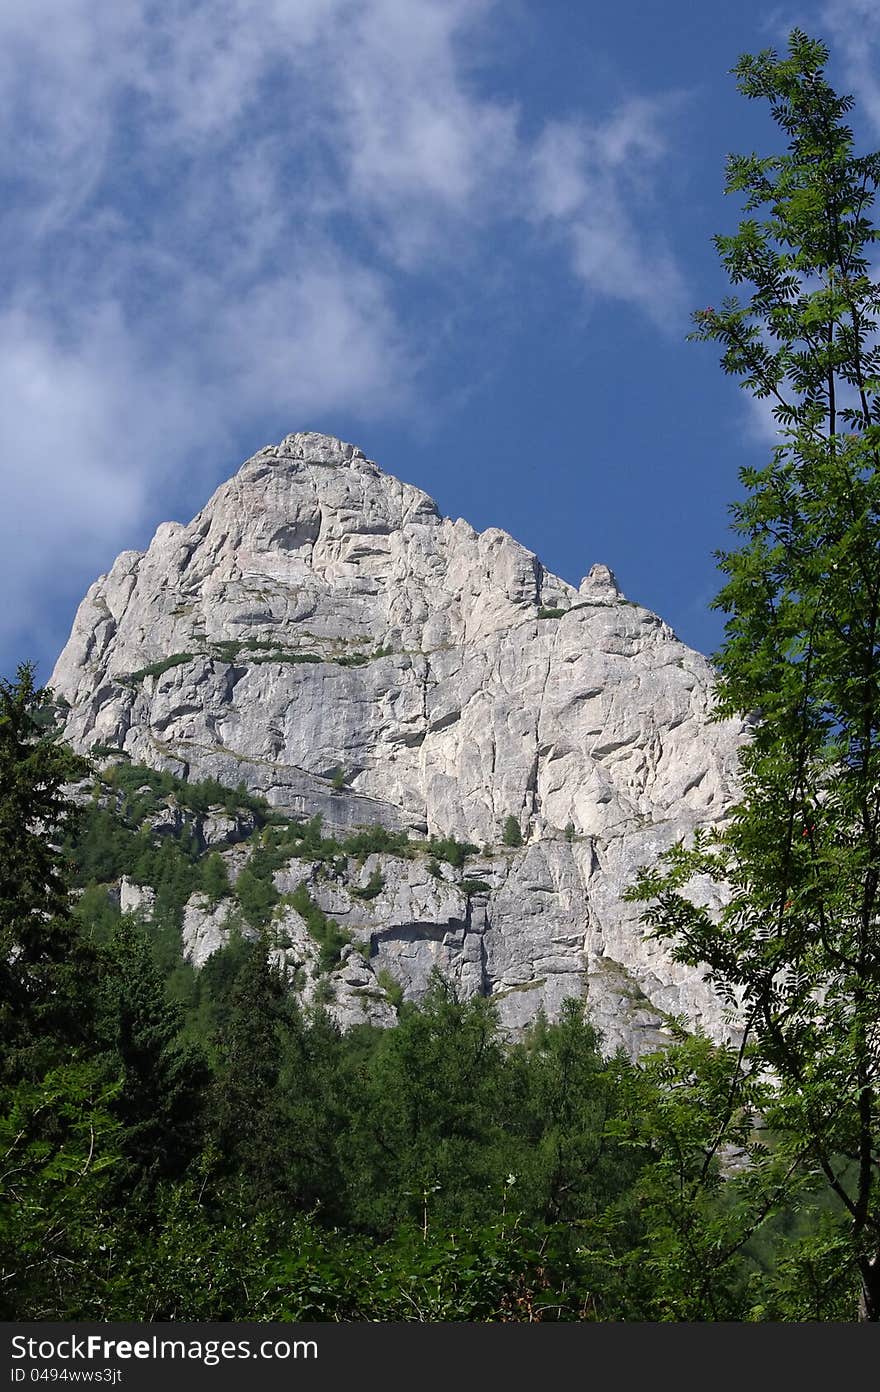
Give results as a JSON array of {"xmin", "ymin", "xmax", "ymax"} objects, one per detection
[
  {"xmin": 0, "ymin": 658, "xmax": 858, "ymax": 1321},
  {"xmin": 2, "ymin": 30, "xmax": 878, "ymax": 1323}
]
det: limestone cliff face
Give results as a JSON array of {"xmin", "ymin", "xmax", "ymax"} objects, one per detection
[{"xmin": 52, "ymin": 432, "xmax": 743, "ymax": 1052}]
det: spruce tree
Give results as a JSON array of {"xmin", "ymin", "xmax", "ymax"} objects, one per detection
[
  {"xmin": 209, "ymin": 941, "xmax": 296, "ymax": 1210},
  {"xmin": 100, "ymin": 920, "xmax": 208, "ymax": 1199},
  {"xmin": 0, "ymin": 663, "xmax": 92, "ymax": 1078}
]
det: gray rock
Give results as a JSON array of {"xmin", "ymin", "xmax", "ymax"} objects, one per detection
[
  {"xmin": 181, "ymin": 894, "xmax": 251, "ymax": 969},
  {"xmin": 53, "ymin": 432, "xmax": 745, "ymax": 1053},
  {"xmin": 199, "ymin": 808, "xmax": 258, "ymax": 849},
  {"xmin": 119, "ymin": 876, "xmax": 156, "ymax": 919}
]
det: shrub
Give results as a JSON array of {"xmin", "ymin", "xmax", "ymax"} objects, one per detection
[
  {"xmin": 119, "ymin": 653, "xmax": 194, "ymax": 685},
  {"xmin": 352, "ymin": 869, "xmax": 385, "ymax": 901},
  {"xmin": 426, "ymin": 835, "xmax": 479, "ymax": 869},
  {"xmin": 376, "ymin": 969, "xmax": 404, "ymax": 1010},
  {"xmin": 344, "ymin": 825, "xmax": 411, "ymax": 859},
  {"xmin": 289, "ymin": 883, "xmax": 352, "ymax": 972},
  {"xmin": 502, "ymin": 816, "xmax": 523, "ymax": 848}
]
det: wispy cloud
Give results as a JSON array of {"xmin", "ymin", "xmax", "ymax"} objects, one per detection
[
  {"xmin": 823, "ymin": 0, "xmax": 880, "ymax": 132},
  {"xmin": 527, "ymin": 100, "xmax": 688, "ymax": 328},
  {"xmin": 0, "ymin": 0, "xmax": 687, "ymax": 667}
]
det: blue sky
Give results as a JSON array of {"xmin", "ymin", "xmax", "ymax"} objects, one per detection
[{"xmin": 2, "ymin": 0, "xmax": 879, "ymax": 682}]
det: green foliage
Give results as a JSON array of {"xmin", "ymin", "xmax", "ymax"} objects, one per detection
[
  {"xmin": 746, "ymin": 1214, "xmax": 858, "ymax": 1321},
  {"xmin": 72, "ymin": 883, "xmax": 122, "ymax": 943},
  {"xmin": 118, "ymin": 646, "xmax": 389, "ymax": 682},
  {"xmin": 176, "ymin": 929, "xmax": 255, "ymax": 1055},
  {"xmin": 630, "ymin": 30, "xmax": 880, "ymax": 1321},
  {"xmin": 210, "ymin": 637, "xmax": 390, "ymax": 671},
  {"xmin": 338, "ymin": 976, "xmax": 518, "ymax": 1234},
  {"xmin": 119, "ymin": 652, "xmax": 193, "ymax": 685},
  {"xmin": 208, "ymin": 942, "xmax": 298, "ymax": 1209},
  {"xmin": 90, "ymin": 742, "xmax": 130, "ymax": 760},
  {"xmin": 502, "ymin": 815, "xmax": 523, "ymax": 848},
  {"xmin": 376, "ymin": 968, "xmax": 403, "ymax": 1010},
  {"xmin": 251, "ymin": 650, "xmax": 322, "ymax": 665},
  {"xmin": 330, "ymin": 765, "xmax": 347, "ymax": 791},
  {"xmin": 235, "ymin": 856, "xmax": 280, "ymax": 929},
  {"xmin": 352, "ymin": 868, "xmax": 385, "ymax": 900},
  {"xmin": 200, "ymin": 851, "xmax": 231, "ymax": 905},
  {"xmin": 0, "ymin": 663, "xmax": 90, "ymax": 946},
  {"xmin": 287, "ymin": 883, "xmax": 351, "ymax": 972},
  {"xmin": 102, "ymin": 760, "xmax": 269, "ymax": 819},
  {"xmin": 98, "ymin": 921, "xmax": 208, "ymax": 1199},
  {"xmin": 210, "ymin": 638, "xmax": 291, "ymax": 662},
  {"xmin": 461, "ymin": 878, "xmax": 491, "ymax": 895},
  {"xmin": 0, "ymin": 664, "xmax": 95, "ymax": 1080},
  {"xmin": 267, "ymin": 1218, "xmax": 601, "ymax": 1321},
  {"xmin": 512, "ymin": 1002, "xmax": 640, "ymax": 1228},
  {"xmin": 0, "ymin": 1063, "xmax": 120, "ymax": 1319},
  {"xmin": 344, "ymin": 824, "xmax": 411, "ymax": 858},
  {"xmin": 425, "ymin": 834, "xmax": 479, "ymax": 869},
  {"xmin": 537, "ymin": 606, "xmax": 566, "ymax": 619}
]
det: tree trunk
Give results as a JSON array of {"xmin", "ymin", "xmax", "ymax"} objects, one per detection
[{"xmin": 858, "ymin": 1253, "xmax": 880, "ymax": 1321}]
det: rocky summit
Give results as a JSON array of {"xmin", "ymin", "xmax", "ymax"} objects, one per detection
[{"xmin": 52, "ymin": 431, "xmax": 744, "ymax": 1053}]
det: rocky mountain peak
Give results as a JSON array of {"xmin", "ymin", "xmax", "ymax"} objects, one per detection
[{"xmin": 51, "ymin": 432, "xmax": 743, "ymax": 1051}]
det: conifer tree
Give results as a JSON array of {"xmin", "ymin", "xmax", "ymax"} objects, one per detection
[
  {"xmin": 210, "ymin": 941, "xmax": 296, "ymax": 1209},
  {"xmin": 0, "ymin": 663, "xmax": 92, "ymax": 1077},
  {"xmin": 100, "ymin": 920, "xmax": 208, "ymax": 1199}
]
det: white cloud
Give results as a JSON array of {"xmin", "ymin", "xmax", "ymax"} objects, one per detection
[
  {"xmin": 526, "ymin": 103, "xmax": 688, "ymax": 327},
  {"xmin": 823, "ymin": 0, "xmax": 880, "ymax": 132},
  {"xmin": 743, "ymin": 393, "xmax": 785, "ymax": 445},
  {"xmin": 0, "ymin": 253, "xmax": 411, "ymax": 660},
  {"xmin": 0, "ymin": 0, "xmax": 687, "ymax": 664},
  {"xmin": 0, "ymin": 304, "xmax": 150, "ymax": 660}
]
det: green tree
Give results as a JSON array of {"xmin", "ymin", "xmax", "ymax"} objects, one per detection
[
  {"xmin": 0, "ymin": 1063, "xmax": 120, "ymax": 1318},
  {"xmin": 200, "ymin": 850, "xmax": 231, "ymax": 906},
  {"xmin": 0, "ymin": 664, "xmax": 92, "ymax": 1078},
  {"xmin": 339, "ymin": 975, "xmax": 516, "ymax": 1234},
  {"xmin": 628, "ymin": 30, "xmax": 880, "ymax": 1320},
  {"xmin": 502, "ymin": 815, "xmax": 523, "ymax": 848},
  {"xmin": 209, "ymin": 940, "xmax": 300, "ymax": 1210},
  {"xmin": 0, "ymin": 666, "xmax": 124, "ymax": 1316},
  {"xmin": 514, "ymin": 1001, "xmax": 638, "ymax": 1226},
  {"xmin": 99, "ymin": 921, "xmax": 208, "ymax": 1200}
]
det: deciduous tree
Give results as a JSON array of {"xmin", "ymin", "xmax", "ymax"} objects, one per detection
[{"xmin": 628, "ymin": 30, "xmax": 880, "ymax": 1320}]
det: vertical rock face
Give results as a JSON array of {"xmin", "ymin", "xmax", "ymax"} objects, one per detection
[{"xmin": 52, "ymin": 432, "xmax": 744, "ymax": 1053}]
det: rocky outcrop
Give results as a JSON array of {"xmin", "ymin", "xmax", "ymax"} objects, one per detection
[{"xmin": 52, "ymin": 432, "xmax": 744, "ymax": 1053}]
